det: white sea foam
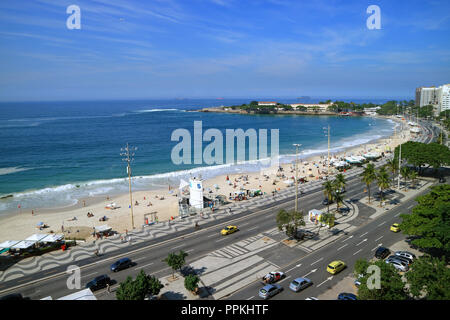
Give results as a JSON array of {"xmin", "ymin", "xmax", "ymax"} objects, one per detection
[
  {"xmin": 0, "ymin": 167, "xmax": 34, "ymax": 176},
  {"xmin": 134, "ymin": 108, "xmax": 179, "ymax": 113},
  {"xmin": 0, "ymin": 118, "xmax": 395, "ymax": 213}
]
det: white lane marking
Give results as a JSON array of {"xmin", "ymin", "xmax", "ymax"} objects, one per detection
[
  {"xmin": 317, "ymin": 276, "xmax": 333, "ymax": 287},
  {"xmin": 356, "ymin": 239, "xmax": 367, "ymax": 246},
  {"xmin": 246, "ymin": 296, "xmax": 255, "ymax": 300},
  {"xmin": 378, "ymin": 221, "xmax": 386, "ymax": 227},
  {"xmin": 207, "ymin": 234, "xmax": 217, "ymax": 238},
  {"xmin": 337, "ymin": 244, "xmax": 348, "ymax": 251},
  {"xmin": 375, "ymin": 236, "xmax": 384, "ymax": 242},
  {"xmin": 132, "ymin": 257, "xmax": 147, "ymax": 262},
  {"xmin": 311, "ymin": 257, "xmax": 324, "ymax": 266},
  {"xmin": 186, "ymin": 249, "xmax": 194, "ymax": 253},
  {"xmin": 371, "ymin": 244, "xmax": 382, "ymax": 251},
  {"xmin": 240, "ymin": 222, "xmax": 250, "ymax": 227},
  {"xmin": 134, "ymin": 262, "xmax": 154, "ymax": 270},
  {"xmin": 353, "ymin": 249, "xmax": 363, "ymax": 256},
  {"xmin": 395, "ymin": 213, "xmax": 401, "ymax": 217},
  {"xmin": 248, "ymin": 227, "xmax": 258, "ymax": 231},
  {"xmin": 279, "ymin": 275, "xmax": 291, "ymax": 283},
  {"xmin": 341, "ymin": 235, "xmax": 353, "ymax": 242},
  {"xmin": 215, "ymin": 238, "xmax": 227, "ymax": 243},
  {"xmin": 285, "ymin": 264, "xmax": 302, "ymax": 273},
  {"xmin": 82, "ymin": 272, "xmax": 98, "ymax": 278},
  {"xmin": 359, "ymin": 232, "xmax": 368, "ymax": 238},
  {"xmin": 171, "ymin": 244, "xmax": 184, "ymax": 250}
]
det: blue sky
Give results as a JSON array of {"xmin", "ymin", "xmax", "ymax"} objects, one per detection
[{"xmin": 0, "ymin": 0, "xmax": 449, "ymax": 101}]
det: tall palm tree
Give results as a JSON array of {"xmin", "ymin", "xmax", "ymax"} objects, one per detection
[
  {"xmin": 376, "ymin": 167, "xmax": 390, "ymax": 207},
  {"xmin": 386, "ymin": 158, "xmax": 398, "ymax": 186},
  {"xmin": 335, "ymin": 173, "xmax": 346, "ymax": 191},
  {"xmin": 333, "ymin": 188, "xmax": 344, "ymax": 213},
  {"xmin": 322, "ymin": 180, "xmax": 334, "ymax": 213},
  {"xmin": 400, "ymin": 166, "xmax": 410, "ymax": 190},
  {"xmin": 361, "ymin": 163, "xmax": 376, "ymax": 203}
]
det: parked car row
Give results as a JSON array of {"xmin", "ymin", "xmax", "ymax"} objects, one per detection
[{"xmin": 374, "ymin": 246, "xmax": 416, "ymax": 273}]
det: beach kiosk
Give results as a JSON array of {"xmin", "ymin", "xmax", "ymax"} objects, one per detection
[
  {"xmin": 309, "ymin": 209, "xmax": 335, "ymax": 227},
  {"xmin": 189, "ymin": 178, "xmax": 204, "ymax": 209}
]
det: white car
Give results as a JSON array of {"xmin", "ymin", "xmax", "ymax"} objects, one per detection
[
  {"xmin": 386, "ymin": 259, "xmax": 409, "ymax": 272},
  {"xmin": 395, "ymin": 251, "xmax": 416, "ymax": 262}
]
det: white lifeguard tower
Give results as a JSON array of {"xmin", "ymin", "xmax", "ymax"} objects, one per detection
[{"xmin": 189, "ymin": 177, "xmax": 204, "ymax": 209}]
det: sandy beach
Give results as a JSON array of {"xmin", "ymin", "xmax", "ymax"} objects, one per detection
[{"xmin": 0, "ymin": 117, "xmax": 412, "ymax": 243}]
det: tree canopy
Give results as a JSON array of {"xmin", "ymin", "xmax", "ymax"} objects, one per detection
[
  {"xmin": 116, "ymin": 270, "xmax": 164, "ymax": 300},
  {"xmin": 399, "ymin": 184, "xmax": 450, "ymax": 259},
  {"xmin": 394, "ymin": 141, "xmax": 450, "ymax": 171},
  {"xmin": 276, "ymin": 209, "xmax": 305, "ymax": 239},
  {"xmin": 354, "ymin": 259, "xmax": 407, "ymax": 300},
  {"xmin": 164, "ymin": 250, "xmax": 189, "ymax": 279}
]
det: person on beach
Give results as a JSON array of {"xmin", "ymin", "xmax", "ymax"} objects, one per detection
[{"xmin": 31, "ymin": 209, "xmax": 34, "ymax": 216}]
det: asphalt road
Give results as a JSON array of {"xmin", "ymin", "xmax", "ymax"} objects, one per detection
[{"xmin": 0, "ymin": 119, "xmax": 437, "ymax": 300}]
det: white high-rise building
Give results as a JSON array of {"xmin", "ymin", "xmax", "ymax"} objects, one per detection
[
  {"xmin": 415, "ymin": 84, "xmax": 450, "ymax": 115},
  {"xmin": 438, "ymin": 84, "xmax": 450, "ymax": 113}
]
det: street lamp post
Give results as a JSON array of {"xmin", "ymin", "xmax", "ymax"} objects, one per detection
[
  {"xmin": 121, "ymin": 143, "xmax": 137, "ymax": 230},
  {"xmin": 293, "ymin": 144, "xmax": 302, "ymax": 213}
]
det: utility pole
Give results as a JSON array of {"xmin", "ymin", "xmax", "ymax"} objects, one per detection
[
  {"xmin": 121, "ymin": 143, "xmax": 137, "ymax": 230},
  {"xmin": 323, "ymin": 125, "xmax": 331, "ymax": 179},
  {"xmin": 397, "ymin": 140, "xmax": 402, "ymax": 190},
  {"xmin": 293, "ymin": 144, "xmax": 302, "ymax": 213}
]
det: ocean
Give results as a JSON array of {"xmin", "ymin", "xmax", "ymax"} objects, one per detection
[{"xmin": 0, "ymin": 98, "xmax": 397, "ymax": 214}]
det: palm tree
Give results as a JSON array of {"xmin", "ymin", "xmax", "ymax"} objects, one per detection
[
  {"xmin": 322, "ymin": 180, "xmax": 334, "ymax": 213},
  {"xmin": 333, "ymin": 189, "xmax": 344, "ymax": 213},
  {"xmin": 376, "ymin": 167, "xmax": 390, "ymax": 207},
  {"xmin": 361, "ymin": 163, "xmax": 376, "ymax": 203},
  {"xmin": 335, "ymin": 173, "xmax": 346, "ymax": 191},
  {"xmin": 400, "ymin": 166, "xmax": 410, "ymax": 190},
  {"xmin": 386, "ymin": 158, "xmax": 398, "ymax": 186}
]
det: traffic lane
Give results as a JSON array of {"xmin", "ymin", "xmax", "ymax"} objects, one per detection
[
  {"xmin": 0, "ymin": 165, "xmax": 387, "ymax": 297},
  {"xmin": 227, "ymin": 186, "xmax": 423, "ymax": 300}
]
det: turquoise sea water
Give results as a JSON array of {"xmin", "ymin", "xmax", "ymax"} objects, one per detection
[{"xmin": 0, "ymin": 98, "xmax": 396, "ymax": 214}]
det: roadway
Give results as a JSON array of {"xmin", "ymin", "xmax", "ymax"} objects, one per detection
[{"xmin": 0, "ymin": 119, "xmax": 437, "ymax": 300}]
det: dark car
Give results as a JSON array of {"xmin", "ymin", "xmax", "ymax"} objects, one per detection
[
  {"xmin": 110, "ymin": 258, "xmax": 132, "ymax": 272},
  {"xmin": 322, "ymin": 198, "xmax": 334, "ymax": 205},
  {"xmin": 375, "ymin": 247, "xmax": 390, "ymax": 259},
  {"xmin": 0, "ymin": 293, "xmax": 25, "ymax": 300},
  {"xmin": 86, "ymin": 275, "xmax": 111, "ymax": 291},
  {"xmin": 338, "ymin": 293, "xmax": 357, "ymax": 300}
]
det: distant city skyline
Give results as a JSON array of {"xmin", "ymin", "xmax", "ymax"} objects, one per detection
[{"xmin": 0, "ymin": 0, "xmax": 449, "ymax": 101}]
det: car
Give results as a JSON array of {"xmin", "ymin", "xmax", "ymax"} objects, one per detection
[
  {"xmin": 258, "ymin": 284, "xmax": 283, "ymax": 300},
  {"xmin": 86, "ymin": 274, "xmax": 111, "ymax": 291},
  {"xmin": 390, "ymin": 223, "xmax": 401, "ymax": 232},
  {"xmin": 0, "ymin": 293, "xmax": 25, "ymax": 300},
  {"xmin": 327, "ymin": 260, "xmax": 346, "ymax": 274},
  {"xmin": 262, "ymin": 272, "xmax": 285, "ymax": 284},
  {"xmin": 386, "ymin": 259, "xmax": 409, "ymax": 272},
  {"xmin": 110, "ymin": 257, "xmax": 132, "ymax": 272},
  {"xmin": 387, "ymin": 255, "xmax": 412, "ymax": 266},
  {"xmin": 375, "ymin": 246, "xmax": 390, "ymax": 259},
  {"xmin": 337, "ymin": 206, "xmax": 350, "ymax": 214},
  {"xmin": 395, "ymin": 251, "xmax": 416, "ymax": 262},
  {"xmin": 221, "ymin": 225, "xmax": 238, "ymax": 235},
  {"xmin": 289, "ymin": 277, "xmax": 312, "ymax": 292},
  {"xmin": 322, "ymin": 198, "xmax": 334, "ymax": 205},
  {"xmin": 337, "ymin": 292, "xmax": 358, "ymax": 300}
]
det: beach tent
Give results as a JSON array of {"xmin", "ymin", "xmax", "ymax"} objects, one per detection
[
  {"xmin": 11, "ymin": 240, "xmax": 36, "ymax": 250},
  {"xmin": 25, "ymin": 234, "xmax": 48, "ymax": 242},
  {"xmin": 57, "ymin": 288, "xmax": 97, "ymax": 300},
  {"xmin": 179, "ymin": 179, "xmax": 189, "ymax": 190},
  {"xmin": 95, "ymin": 225, "xmax": 112, "ymax": 233},
  {"xmin": 283, "ymin": 180, "xmax": 294, "ymax": 186},
  {"xmin": 308, "ymin": 209, "xmax": 323, "ymax": 223},
  {"xmin": 41, "ymin": 234, "xmax": 64, "ymax": 243},
  {"xmin": 0, "ymin": 240, "xmax": 20, "ymax": 250}
]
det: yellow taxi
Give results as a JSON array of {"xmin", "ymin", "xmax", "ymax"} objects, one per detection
[
  {"xmin": 221, "ymin": 225, "xmax": 238, "ymax": 235},
  {"xmin": 327, "ymin": 260, "xmax": 346, "ymax": 274},
  {"xmin": 390, "ymin": 223, "xmax": 400, "ymax": 233}
]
